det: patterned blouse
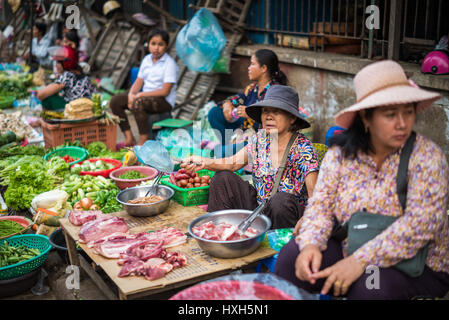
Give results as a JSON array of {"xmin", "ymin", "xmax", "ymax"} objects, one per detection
[
  {"xmin": 55, "ymin": 71, "xmax": 97, "ymax": 102},
  {"xmin": 246, "ymin": 129, "xmax": 319, "ymax": 206},
  {"xmin": 218, "ymin": 80, "xmax": 278, "ymax": 130},
  {"xmin": 297, "ymin": 133, "xmax": 449, "ymax": 274}
]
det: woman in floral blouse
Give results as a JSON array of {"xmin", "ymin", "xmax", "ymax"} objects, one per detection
[
  {"xmin": 207, "ymin": 49, "xmax": 287, "ymax": 157},
  {"xmin": 275, "ymin": 60, "xmax": 449, "ymax": 300},
  {"xmin": 184, "ymin": 85, "xmax": 319, "ymax": 229}
]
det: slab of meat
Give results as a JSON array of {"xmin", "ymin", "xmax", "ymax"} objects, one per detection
[
  {"xmin": 192, "ymin": 221, "xmax": 259, "ymax": 241},
  {"xmin": 89, "ymin": 232, "xmax": 151, "ymax": 259},
  {"xmin": 89, "ymin": 228, "xmax": 187, "ymax": 259},
  {"xmin": 78, "ymin": 216, "xmax": 129, "ymax": 244},
  {"xmin": 69, "ymin": 210, "xmax": 105, "ymax": 226},
  {"xmin": 145, "ymin": 227, "xmax": 187, "ymax": 248},
  {"xmin": 117, "ymin": 233, "xmax": 188, "ymax": 281}
]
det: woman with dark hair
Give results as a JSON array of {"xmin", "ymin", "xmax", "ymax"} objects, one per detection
[
  {"xmin": 274, "ymin": 60, "xmax": 449, "ymax": 300},
  {"xmin": 207, "ymin": 49, "xmax": 287, "ymax": 157},
  {"xmin": 110, "ymin": 28, "xmax": 177, "ymax": 148},
  {"xmin": 36, "ymin": 37, "xmax": 96, "ymax": 111},
  {"xmin": 183, "ymin": 85, "xmax": 319, "ymax": 229}
]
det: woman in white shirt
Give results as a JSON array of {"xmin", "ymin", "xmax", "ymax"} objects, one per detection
[{"xmin": 110, "ymin": 29, "xmax": 178, "ymax": 148}]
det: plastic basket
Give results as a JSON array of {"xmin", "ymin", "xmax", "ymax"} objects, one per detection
[
  {"xmin": 0, "ymin": 96, "xmax": 15, "ymax": 110},
  {"xmin": 0, "ymin": 234, "xmax": 51, "ymax": 280},
  {"xmin": 160, "ymin": 170, "xmax": 215, "ymax": 206},
  {"xmin": 76, "ymin": 158, "xmax": 122, "ymax": 178},
  {"xmin": 167, "ymin": 146, "xmax": 213, "ymax": 159},
  {"xmin": 43, "ymin": 146, "xmax": 89, "ymax": 166},
  {"xmin": 41, "ymin": 120, "xmax": 117, "ymax": 151}
]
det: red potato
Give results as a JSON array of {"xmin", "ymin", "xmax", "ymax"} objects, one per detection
[
  {"xmin": 194, "ymin": 183, "xmax": 201, "ymax": 188},
  {"xmin": 186, "ymin": 183, "xmax": 194, "ymax": 188},
  {"xmin": 189, "ymin": 178, "xmax": 194, "ymax": 184},
  {"xmin": 200, "ymin": 183, "xmax": 208, "ymax": 187},
  {"xmin": 179, "ymin": 179, "xmax": 188, "ymax": 187},
  {"xmin": 193, "ymin": 177, "xmax": 201, "ymax": 183}
]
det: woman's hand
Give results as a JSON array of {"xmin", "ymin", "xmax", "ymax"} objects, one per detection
[
  {"xmin": 237, "ymin": 105, "xmax": 248, "ymax": 119},
  {"xmin": 222, "ymin": 102, "xmax": 234, "ymax": 122},
  {"xmin": 310, "ymin": 255, "xmax": 366, "ymax": 296},
  {"xmin": 181, "ymin": 156, "xmax": 207, "ymax": 172},
  {"xmin": 295, "ymin": 244, "xmax": 322, "ymax": 284},
  {"xmin": 128, "ymin": 93, "xmax": 137, "ymax": 110}
]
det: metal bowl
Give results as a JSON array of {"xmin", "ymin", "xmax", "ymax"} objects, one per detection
[
  {"xmin": 188, "ymin": 209, "xmax": 271, "ymax": 259},
  {"xmin": 116, "ymin": 185, "xmax": 174, "ymax": 217}
]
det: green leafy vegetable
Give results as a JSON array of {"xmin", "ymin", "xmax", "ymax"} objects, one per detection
[{"xmin": 118, "ymin": 170, "xmax": 147, "ymax": 180}]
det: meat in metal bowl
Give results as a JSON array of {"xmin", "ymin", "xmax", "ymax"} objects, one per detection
[
  {"xmin": 116, "ymin": 185, "xmax": 174, "ymax": 217},
  {"xmin": 188, "ymin": 209, "xmax": 271, "ymax": 259}
]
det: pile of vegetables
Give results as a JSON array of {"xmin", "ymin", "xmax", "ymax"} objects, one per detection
[
  {"xmin": 0, "ymin": 220, "xmax": 25, "ymax": 238},
  {"xmin": 72, "ymin": 160, "xmax": 116, "ymax": 174},
  {"xmin": 85, "ymin": 141, "xmax": 127, "ymax": 161},
  {"xmin": 0, "ymin": 72, "xmax": 33, "ymax": 99},
  {"xmin": 61, "ymin": 155, "xmax": 78, "ymax": 163},
  {"xmin": 169, "ymin": 169, "xmax": 211, "ymax": 189},
  {"xmin": 0, "ymin": 145, "xmax": 45, "ymax": 160},
  {"xmin": 0, "ymin": 241, "xmax": 40, "ymax": 267},
  {"xmin": 58, "ymin": 174, "xmax": 122, "ymax": 213},
  {"xmin": 0, "ymin": 156, "xmax": 69, "ymax": 210},
  {"xmin": 118, "ymin": 170, "xmax": 147, "ymax": 180}
]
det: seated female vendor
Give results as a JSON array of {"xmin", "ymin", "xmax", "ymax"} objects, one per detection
[
  {"xmin": 274, "ymin": 60, "xmax": 449, "ymax": 300},
  {"xmin": 183, "ymin": 85, "xmax": 319, "ymax": 229},
  {"xmin": 36, "ymin": 33, "xmax": 97, "ymax": 111},
  {"xmin": 207, "ymin": 49, "xmax": 287, "ymax": 158}
]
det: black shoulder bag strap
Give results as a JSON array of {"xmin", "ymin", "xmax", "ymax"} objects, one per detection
[{"xmin": 397, "ymin": 131, "xmax": 416, "ymax": 211}]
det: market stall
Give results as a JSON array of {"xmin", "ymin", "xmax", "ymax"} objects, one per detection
[{"xmin": 60, "ymin": 203, "xmax": 276, "ymax": 300}]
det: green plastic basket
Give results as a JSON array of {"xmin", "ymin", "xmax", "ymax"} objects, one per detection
[
  {"xmin": 161, "ymin": 170, "xmax": 215, "ymax": 207},
  {"xmin": 43, "ymin": 146, "xmax": 89, "ymax": 166},
  {"xmin": 167, "ymin": 146, "xmax": 213, "ymax": 159},
  {"xmin": 0, "ymin": 96, "xmax": 15, "ymax": 109},
  {"xmin": 0, "ymin": 234, "xmax": 51, "ymax": 280}
]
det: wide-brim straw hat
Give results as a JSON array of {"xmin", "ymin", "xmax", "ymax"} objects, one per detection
[
  {"xmin": 246, "ymin": 85, "xmax": 311, "ymax": 129},
  {"xmin": 335, "ymin": 60, "xmax": 442, "ymax": 128}
]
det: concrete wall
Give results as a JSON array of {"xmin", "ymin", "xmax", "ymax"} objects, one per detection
[{"xmin": 212, "ymin": 45, "xmax": 449, "ymax": 161}]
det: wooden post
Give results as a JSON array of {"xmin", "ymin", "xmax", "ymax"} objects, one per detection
[{"xmin": 388, "ymin": 0, "xmax": 403, "ymax": 61}]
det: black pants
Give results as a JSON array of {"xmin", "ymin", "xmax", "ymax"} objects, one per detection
[
  {"xmin": 207, "ymin": 170, "xmax": 305, "ymax": 229},
  {"xmin": 274, "ymin": 238, "xmax": 449, "ymax": 300}
]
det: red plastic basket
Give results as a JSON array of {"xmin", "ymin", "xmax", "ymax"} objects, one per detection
[
  {"xmin": 75, "ymin": 158, "xmax": 122, "ymax": 178},
  {"xmin": 41, "ymin": 120, "xmax": 117, "ymax": 151},
  {"xmin": 170, "ymin": 280, "xmax": 295, "ymax": 300}
]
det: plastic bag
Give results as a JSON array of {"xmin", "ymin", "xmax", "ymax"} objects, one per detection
[
  {"xmin": 176, "ymin": 8, "xmax": 227, "ymax": 72},
  {"xmin": 134, "ymin": 140, "xmax": 174, "ymax": 173},
  {"xmin": 170, "ymin": 273, "xmax": 319, "ymax": 300}
]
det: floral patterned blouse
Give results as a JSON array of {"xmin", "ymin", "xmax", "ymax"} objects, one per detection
[
  {"xmin": 246, "ymin": 129, "xmax": 319, "ymax": 206},
  {"xmin": 297, "ymin": 133, "xmax": 449, "ymax": 274},
  {"xmin": 218, "ymin": 80, "xmax": 278, "ymax": 130},
  {"xmin": 55, "ymin": 71, "xmax": 97, "ymax": 102}
]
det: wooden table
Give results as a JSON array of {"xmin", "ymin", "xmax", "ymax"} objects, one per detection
[{"xmin": 60, "ymin": 201, "xmax": 277, "ymax": 300}]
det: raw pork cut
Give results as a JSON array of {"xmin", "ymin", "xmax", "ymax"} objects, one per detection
[
  {"xmin": 89, "ymin": 228, "xmax": 187, "ymax": 259},
  {"xmin": 69, "ymin": 210, "xmax": 105, "ymax": 226},
  {"xmin": 78, "ymin": 216, "xmax": 129, "ymax": 243},
  {"xmin": 192, "ymin": 221, "xmax": 259, "ymax": 241}
]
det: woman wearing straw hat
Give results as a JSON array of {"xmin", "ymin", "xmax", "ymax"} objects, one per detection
[
  {"xmin": 182, "ymin": 85, "xmax": 319, "ymax": 229},
  {"xmin": 274, "ymin": 60, "xmax": 449, "ymax": 299}
]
